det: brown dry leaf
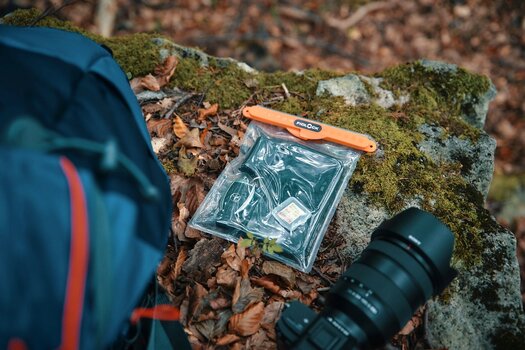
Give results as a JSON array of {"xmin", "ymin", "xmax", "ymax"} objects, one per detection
[
  {"xmin": 218, "ymin": 121, "xmax": 238, "ymax": 138},
  {"xmin": 240, "ymin": 259, "xmax": 251, "ymax": 280},
  {"xmin": 191, "ymin": 283, "xmax": 209, "ymax": 319},
  {"xmin": 261, "ymin": 301, "xmax": 284, "ymax": 329},
  {"xmin": 137, "ymin": 74, "xmax": 160, "ymax": 92},
  {"xmin": 209, "ymin": 297, "xmax": 232, "ymax": 310},
  {"xmin": 210, "ymin": 136, "xmax": 228, "ymax": 147},
  {"xmin": 232, "ymin": 277, "xmax": 241, "ymax": 307},
  {"xmin": 198, "ymin": 103, "xmax": 218, "ymax": 120},
  {"xmin": 185, "ymin": 180, "xmax": 206, "ymax": 216},
  {"xmin": 230, "ymin": 342, "xmax": 242, "ymax": 350},
  {"xmin": 171, "ymin": 211, "xmax": 187, "ymax": 242},
  {"xmin": 172, "ymin": 247, "xmax": 187, "ymax": 280},
  {"xmin": 229, "ymin": 301, "xmax": 265, "ymax": 336},
  {"xmin": 222, "ymin": 244, "xmax": 242, "ymax": 271},
  {"xmin": 193, "ymin": 319, "xmax": 216, "ymax": 341},
  {"xmin": 173, "ymin": 115, "xmax": 190, "ymax": 138},
  {"xmin": 216, "ymin": 266, "xmax": 238, "ymax": 288},
  {"xmin": 300, "ymin": 289, "xmax": 318, "ymax": 306},
  {"xmin": 177, "ymin": 146, "xmax": 198, "ymax": 176},
  {"xmin": 184, "ymin": 226, "xmax": 202, "ymax": 239},
  {"xmin": 236, "ymin": 239, "xmax": 246, "ymax": 261},
  {"xmin": 179, "ymin": 286, "xmax": 191, "ymax": 326},
  {"xmin": 154, "ymin": 56, "xmax": 178, "ymax": 88},
  {"xmin": 246, "ymin": 329, "xmax": 274, "ymax": 350},
  {"xmin": 252, "ymin": 275, "xmax": 281, "ymax": 295},
  {"xmin": 296, "ymin": 274, "xmax": 319, "ymax": 294},
  {"xmin": 177, "ymin": 202, "xmax": 190, "ymax": 222},
  {"xmin": 215, "ymin": 334, "xmax": 240, "ymax": 346},
  {"xmin": 262, "ymin": 261, "xmax": 296, "ymax": 288},
  {"xmin": 147, "ymin": 118, "xmax": 172, "ymax": 137},
  {"xmin": 279, "ymin": 290, "xmax": 302, "ymax": 300},
  {"xmin": 176, "ymin": 128, "xmax": 204, "ymax": 148},
  {"xmin": 233, "ymin": 278, "xmax": 264, "ymax": 314},
  {"xmin": 170, "ymin": 174, "xmax": 190, "ymax": 197},
  {"xmin": 150, "ymin": 137, "xmax": 170, "ymax": 154}
]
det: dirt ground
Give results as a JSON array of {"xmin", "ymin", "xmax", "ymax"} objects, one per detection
[{"xmin": 2, "ymin": 0, "xmax": 523, "ymax": 348}]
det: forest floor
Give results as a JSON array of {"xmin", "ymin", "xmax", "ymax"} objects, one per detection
[{"xmin": 3, "ymin": 0, "xmax": 524, "ymax": 349}]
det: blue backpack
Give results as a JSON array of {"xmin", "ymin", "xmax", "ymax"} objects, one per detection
[{"xmin": 0, "ymin": 25, "xmax": 173, "ymax": 349}]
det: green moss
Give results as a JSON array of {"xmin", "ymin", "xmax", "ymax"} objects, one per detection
[
  {"xmin": 2, "ymin": 9, "xmax": 162, "ymax": 77},
  {"xmin": 169, "ymin": 59, "xmax": 252, "ymax": 109},
  {"xmin": 379, "ymin": 61, "xmax": 490, "ymax": 141}
]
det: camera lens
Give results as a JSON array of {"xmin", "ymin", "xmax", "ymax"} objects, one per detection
[{"xmin": 276, "ymin": 207, "xmax": 457, "ymax": 350}]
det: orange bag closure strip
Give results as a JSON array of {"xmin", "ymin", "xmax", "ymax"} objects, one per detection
[{"xmin": 242, "ymin": 105, "xmax": 377, "ymax": 153}]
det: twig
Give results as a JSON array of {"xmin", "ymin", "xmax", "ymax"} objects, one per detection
[
  {"xmin": 29, "ymin": 0, "xmax": 80, "ymax": 26},
  {"xmin": 324, "ymin": 1, "xmax": 399, "ymax": 31},
  {"xmin": 163, "ymin": 93, "xmax": 197, "ymax": 119}
]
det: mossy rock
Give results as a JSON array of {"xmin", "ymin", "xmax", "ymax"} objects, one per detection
[{"xmin": 3, "ymin": 9, "xmax": 523, "ymax": 350}]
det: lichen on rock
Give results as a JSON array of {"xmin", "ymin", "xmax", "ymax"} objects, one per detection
[{"xmin": 3, "ymin": 9, "xmax": 524, "ymax": 349}]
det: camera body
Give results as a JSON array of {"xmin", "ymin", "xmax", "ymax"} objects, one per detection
[{"xmin": 276, "ymin": 208, "xmax": 457, "ymax": 350}]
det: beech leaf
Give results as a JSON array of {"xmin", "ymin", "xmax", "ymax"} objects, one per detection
[{"xmin": 229, "ymin": 301, "xmax": 265, "ymax": 336}]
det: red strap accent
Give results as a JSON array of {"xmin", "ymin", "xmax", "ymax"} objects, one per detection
[
  {"xmin": 8, "ymin": 339, "xmax": 27, "ymax": 350},
  {"xmin": 131, "ymin": 305, "xmax": 180, "ymax": 324},
  {"xmin": 59, "ymin": 158, "xmax": 90, "ymax": 350}
]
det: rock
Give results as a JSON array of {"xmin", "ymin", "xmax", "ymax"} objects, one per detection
[
  {"xmin": 418, "ymin": 124, "xmax": 496, "ymax": 198},
  {"xmin": 359, "ymin": 75, "xmax": 409, "ymax": 109},
  {"xmin": 319, "ymin": 62, "xmax": 525, "ymax": 349},
  {"xmin": 316, "ymin": 74, "xmax": 371, "ymax": 106},
  {"xmin": 419, "ymin": 59, "xmax": 497, "ymax": 129}
]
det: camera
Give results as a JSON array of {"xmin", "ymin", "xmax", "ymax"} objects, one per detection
[{"xmin": 276, "ymin": 207, "xmax": 457, "ymax": 350}]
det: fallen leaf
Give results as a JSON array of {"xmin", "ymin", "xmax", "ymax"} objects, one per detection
[
  {"xmin": 222, "ymin": 244, "xmax": 242, "ymax": 271},
  {"xmin": 246, "ymin": 329, "xmax": 274, "ymax": 350},
  {"xmin": 229, "ymin": 302, "xmax": 265, "ymax": 336},
  {"xmin": 173, "ymin": 115, "xmax": 190, "ymax": 138},
  {"xmin": 232, "ymin": 278, "xmax": 264, "ymax": 313},
  {"xmin": 178, "ymin": 202, "xmax": 190, "ymax": 222},
  {"xmin": 179, "ymin": 286, "xmax": 191, "ymax": 326},
  {"xmin": 261, "ymin": 301, "xmax": 284, "ymax": 329},
  {"xmin": 172, "ymin": 247, "xmax": 187, "ymax": 281},
  {"xmin": 232, "ymin": 277, "xmax": 241, "ymax": 307},
  {"xmin": 147, "ymin": 118, "xmax": 172, "ymax": 137},
  {"xmin": 178, "ymin": 146, "xmax": 198, "ymax": 176},
  {"xmin": 198, "ymin": 103, "xmax": 218, "ymax": 120},
  {"xmin": 252, "ymin": 275, "xmax": 281, "ymax": 295},
  {"xmin": 240, "ymin": 259, "xmax": 251, "ymax": 279},
  {"xmin": 170, "ymin": 174, "xmax": 190, "ymax": 197},
  {"xmin": 185, "ymin": 180, "xmax": 206, "ymax": 215},
  {"xmin": 184, "ymin": 226, "xmax": 202, "ymax": 239},
  {"xmin": 300, "ymin": 289, "xmax": 318, "ymax": 306},
  {"xmin": 262, "ymin": 261, "xmax": 296, "ymax": 288},
  {"xmin": 216, "ymin": 266, "xmax": 238, "ymax": 288},
  {"xmin": 209, "ymin": 297, "xmax": 231, "ymax": 310},
  {"xmin": 216, "ymin": 334, "xmax": 240, "ymax": 346},
  {"xmin": 130, "ymin": 75, "xmax": 161, "ymax": 93},
  {"xmin": 279, "ymin": 289, "xmax": 302, "ymax": 300},
  {"xmin": 171, "ymin": 211, "xmax": 187, "ymax": 241},
  {"xmin": 218, "ymin": 121, "xmax": 238, "ymax": 138},
  {"xmin": 151, "ymin": 137, "xmax": 170, "ymax": 154},
  {"xmin": 193, "ymin": 319, "xmax": 216, "ymax": 340},
  {"xmin": 190, "ymin": 283, "xmax": 209, "ymax": 319},
  {"xmin": 236, "ymin": 239, "xmax": 247, "ymax": 261},
  {"xmin": 154, "ymin": 56, "xmax": 178, "ymax": 87},
  {"xmin": 176, "ymin": 128, "xmax": 204, "ymax": 148}
]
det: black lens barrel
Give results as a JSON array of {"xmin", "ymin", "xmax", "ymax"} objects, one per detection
[{"xmin": 323, "ymin": 207, "xmax": 457, "ymax": 348}]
